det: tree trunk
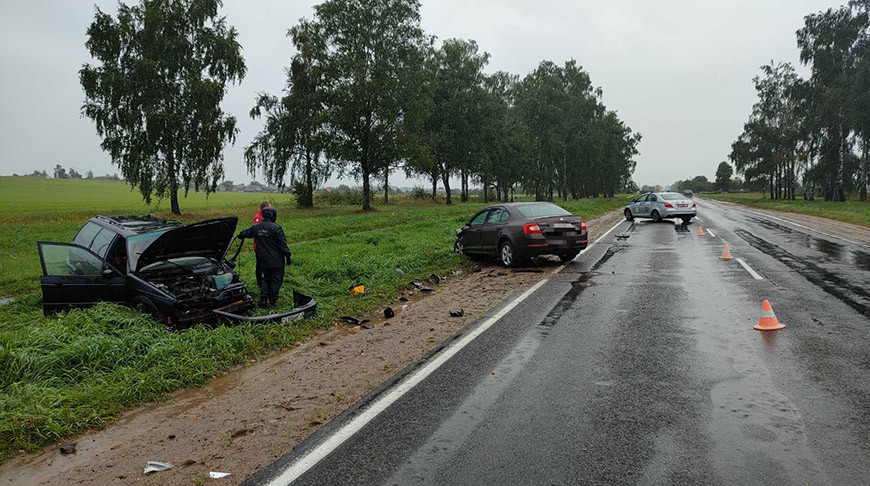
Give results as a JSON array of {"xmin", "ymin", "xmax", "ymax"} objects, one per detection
[
  {"xmin": 383, "ymin": 168, "xmax": 389, "ymax": 204},
  {"xmin": 362, "ymin": 168, "xmax": 372, "ymax": 211},
  {"xmin": 442, "ymin": 168, "xmax": 452, "ymax": 205},
  {"xmin": 303, "ymin": 151, "xmax": 314, "ymax": 208},
  {"xmin": 167, "ymin": 151, "xmax": 181, "ymax": 215},
  {"xmin": 431, "ymin": 173, "xmax": 437, "ymax": 200}
]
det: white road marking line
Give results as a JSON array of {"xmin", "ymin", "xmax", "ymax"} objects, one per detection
[
  {"xmin": 700, "ymin": 198, "xmax": 864, "ymax": 247},
  {"xmin": 552, "ymin": 218, "xmax": 626, "ymax": 275},
  {"xmin": 736, "ymin": 258, "xmax": 763, "ymax": 280},
  {"xmin": 705, "ymin": 228, "xmax": 716, "ymax": 237},
  {"xmin": 265, "ymin": 278, "xmax": 549, "ymax": 486}
]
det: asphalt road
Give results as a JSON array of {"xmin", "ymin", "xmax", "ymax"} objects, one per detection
[{"xmin": 247, "ymin": 199, "xmax": 870, "ymax": 486}]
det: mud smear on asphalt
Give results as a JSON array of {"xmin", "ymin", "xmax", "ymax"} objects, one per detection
[
  {"xmin": 746, "ymin": 215, "xmax": 870, "ymax": 266},
  {"xmin": 735, "ymin": 229, "xmax": 870, "ymax": 315},
  {"xmin": 538, "ymin": 246, "xmax": 622, "ymax": 335}
]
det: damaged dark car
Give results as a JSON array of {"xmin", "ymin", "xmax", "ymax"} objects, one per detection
[{"xmin": 36, "ymin": 215, "xmax": 315, "ymax": 326}]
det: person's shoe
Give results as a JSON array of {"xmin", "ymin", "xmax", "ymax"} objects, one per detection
[{"xmin": 259, "ymin": 298, "xmax": 269, "ymax": 307}]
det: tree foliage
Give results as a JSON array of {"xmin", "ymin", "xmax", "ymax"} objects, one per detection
[
  {"xmin": 245, "ymin": 28, "xmax": 331, "ymax": 208},
  {"xmin": 715, "ymin": 161, "xmax": 734, "ymax": 191},
  {"xmin": 80, "ymin": 0, "xmax": 246, "ymax": 214},
  {"xmin": 731, "ymin": 1, "xmax": 870, "ymax": 201}
]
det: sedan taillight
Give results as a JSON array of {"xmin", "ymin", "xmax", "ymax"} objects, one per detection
[
  {"xmin": 523, "ymin": 223, "xmax": 542, "ymax": 235},
  {"xmin": 580, "ymin": 221, "xmax": 587, "ymax": 231},
  {"xmin": 664, "ymin": 202, "xmax": 674, "ymax": 208}
]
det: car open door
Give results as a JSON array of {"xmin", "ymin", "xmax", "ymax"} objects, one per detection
[{"xmin": 37, "ymin": 242, "xmax": 127, "ymax": 315}]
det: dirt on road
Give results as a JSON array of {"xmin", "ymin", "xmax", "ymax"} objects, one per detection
[{"xmin": 0, "ymin": 210, "xmax": 623, "ymax": 486}]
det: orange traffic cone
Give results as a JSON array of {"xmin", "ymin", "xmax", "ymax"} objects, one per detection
[
  {"xmin": 696, "ymin": 225, "xmax": 705, "ymax": 236},
  {"xmin": 753, "ymin": 300, "xmax": 786, "ymax": 331},
  {"xmin": 719, "ymin": 243, "xmax": 734, "ymax": 260}
]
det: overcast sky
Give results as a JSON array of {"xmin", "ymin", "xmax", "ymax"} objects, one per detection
[{"xmin": 0, "ymin": 0, "xmax": 841, "ymax": 188}]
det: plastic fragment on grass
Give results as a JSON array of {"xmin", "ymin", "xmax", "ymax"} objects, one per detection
[
  {"xmin": 144, "ymin": 461, "xmax": 173, "ymax": 474},
  {"xmin": 349, "ymin": 284, "xmax": 365, "ymax": 295}
]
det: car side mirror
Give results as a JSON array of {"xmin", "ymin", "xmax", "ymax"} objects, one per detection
[{"xmin": 101, "ymin": 268, "xmax": 116, "ymax": 279}]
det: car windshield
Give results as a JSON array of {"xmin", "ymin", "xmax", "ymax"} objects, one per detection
[
  {"xmin": 127, "ymin": 230, "xmax": 169, "ymax": 270},
  {"xmin": 515, "ymin": 203, "xmax": 571, "ymax": 218},
  {"xmin": 659, "ymin": 193, "xmax": 686, "ymax": 200},
  {"xmin": 139, "ymin": 256, "xmax": 216, "ymax": 274}
]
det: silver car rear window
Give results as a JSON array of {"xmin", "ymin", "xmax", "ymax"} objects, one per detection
[{"xmin": 659, "ymin": 193, "xmax": 685, "ymax": 200}]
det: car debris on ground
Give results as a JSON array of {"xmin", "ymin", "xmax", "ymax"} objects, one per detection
[
  {"xmin": 384, "ymin": 307, "xmax": 395, "ymax": 318},
  {"xmin": 428, "ymin": 273, "xmax": 441, "ymax": 284},
  {"xmin": 143, "ymin": 461, "xmax": 173, "ymax": 474},
  {"xmin": 449, "ymin": 309, "xmax": 464, "ymax": 317},
  {"xmin": 209, "ymin": 471, "xmax": 231, "ymax": 479},
  {"xmin": 59, "ymin": 443, "xmax": 76, "ymax": 455}
]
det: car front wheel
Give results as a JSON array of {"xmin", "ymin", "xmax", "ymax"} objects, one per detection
[
  {"xmin": 454, "ymin": 239, "xmax": 464, "ymax": 254},
  {"xmin": 624, "ymin": 208, "xmax": 634, "ymax": 221},
  {"xmin": 499, "ymin": 240, "xmax": 517, "ymax": 268}
]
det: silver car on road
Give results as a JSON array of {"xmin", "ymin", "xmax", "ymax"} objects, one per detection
[{"xmin": 624, "ymin": 192, "xmax": 696, "ymax": 223}]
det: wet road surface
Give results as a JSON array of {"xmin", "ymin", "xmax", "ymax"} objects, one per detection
[{"xmin": 247, "ymin": 199, "xmax": 870, "ymax": 485}]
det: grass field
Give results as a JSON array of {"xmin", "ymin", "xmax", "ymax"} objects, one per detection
[
  {"xmin": 0, "ymin": 176, "xmax": 628, "ymax": 460},
  {"xmin": 703, "ymin": 192, "xmax": 870, "ymax": 228}
]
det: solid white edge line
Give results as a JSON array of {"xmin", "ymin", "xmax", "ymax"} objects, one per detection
[
  {"xmin": 700, "ymin": 198, "xmax": 864, "ymax": 247},
  {"xmin": 735, "ymin": 258, "xmax": 764, "ymax": 280},
  {"xmin": 266, "ymin": 278, "xmax": 550, "ymax": 486},
  {"xmin": 552, "ymin": 217, "xmax": 626, "ymax": 275},
  {"xmin": 705, "ymin": 228, "xmax": 716, "ymax": 238}
]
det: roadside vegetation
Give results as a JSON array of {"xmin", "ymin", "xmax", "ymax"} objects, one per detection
[
  {"xmin": 0, "ymin": 176, "xmax": 628, "ymax": 461},
  {"xmin": 703, "ymin": 192, "xmax": 870, "ymax": 228}
]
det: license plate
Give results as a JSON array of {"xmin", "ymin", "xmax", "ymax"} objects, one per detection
[
  {"xmin": 554, "ymin": 223, "xmax": 575, "ymax": 229},
  {"xmin": 678, "ymin": 204, "xmax": 688, "ymax": 208},
  {"xmin": 548, "ymin": 239, "xmax": 566, "ymax": 245}
]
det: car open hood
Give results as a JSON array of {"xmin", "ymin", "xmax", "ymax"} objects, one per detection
[{"xmin": 135, "ymin": 217, "xmax": 238, "ymax": 272}]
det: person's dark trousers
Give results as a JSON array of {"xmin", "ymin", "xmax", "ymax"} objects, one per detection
[
  {"xmin": 261, "ymin": 265, "xmax": 285, "ymax": 304},
  {"xmin": 255, "ymin": 254, "xmax": 264, "ymax": 289}
]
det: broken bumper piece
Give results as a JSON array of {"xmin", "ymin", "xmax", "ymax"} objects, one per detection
[{"xmin": 212, "ymin": 292, "xmax": 317, "ymax": 323}]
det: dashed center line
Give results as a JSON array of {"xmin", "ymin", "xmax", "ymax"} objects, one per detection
[
  {"xmin": 736, "ymin": 258, "xmax": 764, "ymax": 280},
  {"xmin": 705, "ymin": 228, "xmax": 716, "ymax": 237}
]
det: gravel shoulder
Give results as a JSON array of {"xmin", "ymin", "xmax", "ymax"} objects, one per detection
[
  {"xmin": 0, "ymin": 210, "xmax": 623, "ymax": 486},
  {"xmin": 702, "ymin": 197, "xmax": 870, "ymax": 245}
]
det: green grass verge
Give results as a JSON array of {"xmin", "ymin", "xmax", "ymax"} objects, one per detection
[
  {"xmin": 703, "ymin": 192, "xmax": 870, "ymax": 228},
  {"xmin": 0, "ymin": 176, "xmax": 627, "ymax": 461}
]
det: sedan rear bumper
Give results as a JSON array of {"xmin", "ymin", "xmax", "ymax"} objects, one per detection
[
  {"xmin": 213, "ymin": 291, "xmax": 317, "ymax": 323},
  {"xmin": 519, "ymin": 232, "xmax": 588, "ymax": 257}
]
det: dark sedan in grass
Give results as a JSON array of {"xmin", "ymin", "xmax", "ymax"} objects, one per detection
[{"xmin": 454, "ymin": 202, "xmax": 588, "ymax": 267}]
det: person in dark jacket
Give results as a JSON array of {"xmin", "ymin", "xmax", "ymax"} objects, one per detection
[
  {"xmin": 252, "ymin": 201, "xmax": 271, "ymax": 290},
  {"xmin": 237, "ymin": 207, "xmax": 291, "ymax": 306}
]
